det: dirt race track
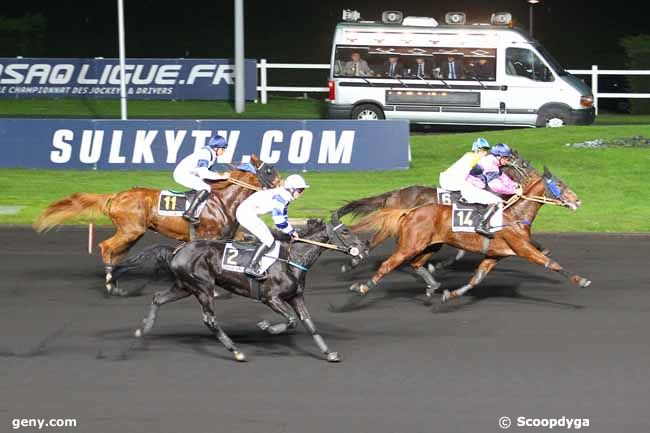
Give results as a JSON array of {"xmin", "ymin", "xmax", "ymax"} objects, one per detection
[{"xmin": 1, "ymin": 226, "xmax": 649, "ymax": 433}]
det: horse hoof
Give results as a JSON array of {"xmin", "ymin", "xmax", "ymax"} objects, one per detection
[
  {"xmin": 580, "ymin": 278, "xmax": 591, "ymax": 288},
  {"xmin": 441, "ymin": 290, "xmax": 451, "ymax": 303},
  {"xmin": 349, "ymin": 282, "xmax": 369, "ymax": 295},
  {"xmin": 234, "ymin": 351, "xmax": 247, "ymax": 362},
  {"xmin": 326, "ymin": 352, "xmax": 341, "ymax": 363},
  {"xmin": 134, "ymin": 329, "xmax": 142, "ymax": 338},
  {"xmin": 257, "ymin": 320, "xmax": 271, "ymax": 331}
]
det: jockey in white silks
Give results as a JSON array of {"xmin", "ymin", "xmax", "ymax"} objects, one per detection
[
  {"xmin": 172, "ymin": 134, "xmax": 230, "ymax": 224},
  {"xmin": 235, "ymin": 174, "xmax": 309, "ymax": 278}
]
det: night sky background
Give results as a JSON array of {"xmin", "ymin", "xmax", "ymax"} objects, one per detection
[{"xmin": 2, "ymin": 0, "xmax": 649, "ymax": 68}]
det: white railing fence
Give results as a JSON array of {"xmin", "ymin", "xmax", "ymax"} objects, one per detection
[{"xmin": 256, "ymin": 60, "xmax": 650, "ymax": 115}]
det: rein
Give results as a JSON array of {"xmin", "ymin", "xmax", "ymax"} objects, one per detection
[
  {"xmin": 503, "ymin": 189, "xmax": 563, "ymax": 210},
  {"xmin": 227, "ymin": 177, "xmax": 261, "ymax": 191},
  {"xmin": 295, "ymin": 237, "xmax": 344, "ymax": 251}
]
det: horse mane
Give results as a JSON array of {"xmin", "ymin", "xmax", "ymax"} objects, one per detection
[
  {"xmin": 502, "ymin": 151, "xmax": 541, "ymax": 189},
  {"xmin": 270, "ymin": 218, "xmax": 326, "ymax": 240}
]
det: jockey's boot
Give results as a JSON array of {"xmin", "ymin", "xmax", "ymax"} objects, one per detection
[
  {"xmin": 475, "ymin": 203, "xmax": 499, "ymax": 239},
  {"xmin": 244, "ymin": 242, "xmax": 272, "ymax": 279},
  {"xmin": 183, "ymin": 190, "xmax": 209, "ymax": 224}
]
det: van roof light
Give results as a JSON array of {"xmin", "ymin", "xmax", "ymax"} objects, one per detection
[
  {"xmin": 445, "ymin": 12, "xmax": 466, "ymax": 25},
  {"xmin": 382, "ymin": 11, "xmax": 403, "ymax": 24},
  {"xmin": 402, "ymin": 16, "xmax": 439, "ymax": 27},
  {"xmin": 342, "ymin": 9, "xmax": 361, "ymax": 22},
  {"xmin": 490, "ymin": 12, "xmax": 512, "ymax": 26}
]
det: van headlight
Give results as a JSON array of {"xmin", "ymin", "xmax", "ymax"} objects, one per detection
[{"xmin": 580, "ymin": 95, "xmax": 594, "ymax": 107}]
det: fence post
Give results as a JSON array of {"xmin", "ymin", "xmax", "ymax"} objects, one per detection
[
  {"xmin": 591, "ymin": 64, "xmax": 599, "ymax": 115},
  {"xmin": 260, "ymin": 58, "xmax": 268, "ymax": 104}
]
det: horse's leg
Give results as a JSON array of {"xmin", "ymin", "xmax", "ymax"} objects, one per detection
[
  {"xmin": 427, "ymin": 248, "xmax": 466, "ymax": 274},
  {"xmin": 258, "ymin": 296, "xmax": 298, "ymax": 335},
  {"xmin": 289, "ymin": 295, "xmax": 340, "ymax": 362},
  {"xmin": 442, "ymin": 258, "xmax": 500, "ymax": 302},
  {"xmin": 100, "ymin": 227, "xmax": 145, "ymax": 295},
  {"xmin": 134, "ymin": 284, "xmax": 191, "ymax": 337},
  {"xmin": 196, "ymin": 292, "xmax": 246, "ymax": 362},
  {"xmin": 509, "ymin": 239, "xmax": 591, "ymax": 287},
  {"xmin": 409, "ymin": 252, "xmax": 442, "ymax": 300},
  {"xmin": 531, "ymin": 238, "xmax": 551, "ymax": 256},
  {"xmin": 350, "ymin": 248, "xmax": 416, "ymax": 295}
]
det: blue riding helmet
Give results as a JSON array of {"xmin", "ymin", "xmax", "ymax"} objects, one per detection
[
  {"xmin": 491, "ymin": 143, "xmax": 512, "ymax": 158},
  {"xmin": 208, "ymin": 134, "xmax": 228, "ymax": 149},
  {"xmin": 471, "ymin": 137, "xmax": 490, "ymax": 152}
]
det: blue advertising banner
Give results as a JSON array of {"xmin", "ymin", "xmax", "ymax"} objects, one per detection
[
  {"xmin": 0, "ymin": 120, "xmax": 410, "ymax": 171},
  {"xmin": 0, "ymin": 58, "xmax": 257, "ymax": 100}
]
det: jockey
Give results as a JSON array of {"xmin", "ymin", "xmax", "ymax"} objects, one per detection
[
  {"xmin": 235, "ymin": 174, "xmax": 309, "ymax": 278},
  {"xmin": 173, "ymin": 134, "xmax": 231, "ymax": 224},
  {"xmin": 439, "ymin": 137, "xmax": 491, "ymax": 191},
  {"xmin": 466, "ymin": 143, "xmax": 522, "ymax": 238}
]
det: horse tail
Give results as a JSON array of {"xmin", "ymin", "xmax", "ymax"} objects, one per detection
[
  {"xmin": 34, "ymin": 192, "xmax": 116, "ymax": 232},
  {"xmin": 111, "ymin": 244, "xmax": 177, "ymax": 281},
  {"xmin": 336, "ymin": 192, "xmax": 393, "ymax": 218},
  {"xmin": 351, "ymin": 208, "xmax": 410, "ymax": 239}
]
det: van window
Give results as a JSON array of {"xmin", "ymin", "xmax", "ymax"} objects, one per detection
[
  {"xmin": 506, "ymin": 47, "xmax": 554, "ymax": 82},
  {"xmin": 334, "ymin": 45, "xmax": 496, "ymax": 81}
]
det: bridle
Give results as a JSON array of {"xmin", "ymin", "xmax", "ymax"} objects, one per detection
[{"xmin": 503, "ymin": 161, "xmax": 565, "ymax": 210}]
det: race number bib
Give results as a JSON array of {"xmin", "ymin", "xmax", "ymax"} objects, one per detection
[{"xmin": 158, "ymin": 191, "xmax": 188, "ymax": 216}]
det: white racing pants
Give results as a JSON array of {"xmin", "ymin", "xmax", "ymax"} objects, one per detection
[
  {"xmin": 173, "ymin": 170, "xmax": 211, "ymax": 193},
  {"xmin": 460, "ymin": 183, "xmax": 502, "ymax": 205},
  {"xmin": 236, "ymin": 207, "xmax": 275, "ymax": 247}
]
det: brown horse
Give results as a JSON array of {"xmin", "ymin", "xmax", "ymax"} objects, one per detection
[
  {"xmin": 345, "ymin": 155, "xmax": 591, "ymax": 307},
  {"xmin": 34, "ymin": 155, "xmax": 281, "ymax": 294}
]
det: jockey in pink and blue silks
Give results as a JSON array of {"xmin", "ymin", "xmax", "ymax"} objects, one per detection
[{"xmin": 465, "ymin": 143, "xmax": 522, "ymax": 238}]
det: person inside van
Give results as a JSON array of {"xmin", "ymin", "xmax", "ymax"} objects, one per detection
[
  {"xmin": 441, "ymin": 55, "xmax": 464, "ymax": 80},
  {"xmin": 383, "ymin": 55, "xmax": 404, "ymax": 78},
  {"xmin": 344, "ymin": 52, "xmax": 373, "ymax": 77},
  {"xmin": 413, "ymin": 57, "xmax": 430, "ymax": 79},
  {"xmin": 471, "ymin": 58, "xmax": 494, "ymax": 81}
]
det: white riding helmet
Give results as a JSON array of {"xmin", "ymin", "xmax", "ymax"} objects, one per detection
[{"xmin": 284, "ymin": 174, "xmax": 310, "ymax": 190}]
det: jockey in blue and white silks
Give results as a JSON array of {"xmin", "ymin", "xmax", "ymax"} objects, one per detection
[
  {"xmin": 173, "ymin": 134, "xmax": 230, "ymax": 224},
  {"xmin": 236, "ymin": 174, "xmax": 309, "ymax": 278}
]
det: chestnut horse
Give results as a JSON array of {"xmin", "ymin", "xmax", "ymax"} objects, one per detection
[
  {"xmin": 345, "ymin": 155, "xmax": 591, "ymax": 307},
  {"xmin": 34, "ymin": 155, "xmax": 281, "ymax": 294},
  {"xmin": 335, "ymin": 185, "xmax": 550, "ymax": 284}
]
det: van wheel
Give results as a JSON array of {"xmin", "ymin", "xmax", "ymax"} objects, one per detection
[
  {"xmin": 537, "ymin": 107, "xmax": 569, "ymax": 128},
  {"xmin": 351, "ymin": 104, "xmax": 384, "ymax": 120}
]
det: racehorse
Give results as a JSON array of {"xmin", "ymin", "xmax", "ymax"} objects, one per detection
[
  {"xmin": 343, "ymin": 155, "xmax": 591, "ymax": 307},
  {"xmin": 111, "ymin": 216, "xmax": 368, "ymax": 363},
  {"xmin": 335, "ymin": 183, "xmax": 550, "ymax": 288},
  {"xmin": 34, "ymin": 155, "xmax": 281, "ymax": 295}
]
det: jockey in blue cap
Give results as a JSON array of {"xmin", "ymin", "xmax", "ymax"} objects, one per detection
[
  {"xmin": 439, "ymin": 137, "xmax": 490, "ymax": 192},
  {"xmin": 173, "ymin": 134, "xmax": 230, "ymax": 224},
  {"xmin": 236, "ymin": 174, "xmax": 309, "ymax": 279}
]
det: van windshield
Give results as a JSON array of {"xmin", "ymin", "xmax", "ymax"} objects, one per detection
[{"xmin": 533, "ymin": 43, "xmax": 568, "ymax": 76}]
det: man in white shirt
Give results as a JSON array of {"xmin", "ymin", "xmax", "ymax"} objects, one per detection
[
  {"xmin": 173, "ymin": 134, "xmax": 230, "ymax": 224},
  {"xmin": 235, "ymin": 174, "xmax": 309, "ymax": 278}
]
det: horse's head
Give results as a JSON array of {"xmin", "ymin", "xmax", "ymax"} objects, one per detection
[
  {"xmin": 249, "ymin": 154, "xmax": 282, "ymax": 189},
  {"xmin": 505, "ymin": 151, "xmax": 581, "ymax": 211},
  {"xmin": 328, "ymin": 212, "xmax": 369, "ymax": 260},
  {"xmin": 541, "ymin": 166, "xmax": 581, "ymax": 211}
]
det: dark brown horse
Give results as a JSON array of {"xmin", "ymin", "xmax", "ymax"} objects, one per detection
[
  {"xmin": 34, "ymin": 155, "xmax": 281, "ymax": 294},
  {"xmin": 345, "ymin": 156, "xmax": 591, "ymax": 307}
]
